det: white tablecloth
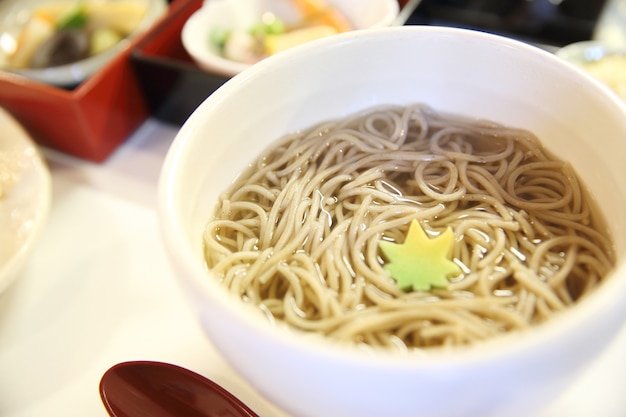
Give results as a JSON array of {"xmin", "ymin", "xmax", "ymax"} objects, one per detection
[{"xmin": 0, "ymin": 118, "xmax": 624, "ymax": 417}]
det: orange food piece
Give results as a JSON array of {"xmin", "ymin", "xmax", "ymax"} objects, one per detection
[{"xmin": 290, "ymin": 0, "xmax": 353, "ymax": 32}]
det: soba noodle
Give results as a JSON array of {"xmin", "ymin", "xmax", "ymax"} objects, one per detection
[{"xmin": 203, "ymin": 104, "xmax": 614, "ymax": 349}]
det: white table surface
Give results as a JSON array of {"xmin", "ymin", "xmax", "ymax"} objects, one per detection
[{"xmin": 0, "ymin": 118, "xmax": 625, "ymax": 417}]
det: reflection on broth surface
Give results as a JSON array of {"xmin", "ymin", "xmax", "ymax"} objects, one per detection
[{"xmin": 203, "ymin": 104, "xmax": 615, "ymax": 350}]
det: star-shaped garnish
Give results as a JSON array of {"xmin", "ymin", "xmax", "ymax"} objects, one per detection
[{"xmin": 379, "ymin": 220, "xmax": 461, "ymax": 292}]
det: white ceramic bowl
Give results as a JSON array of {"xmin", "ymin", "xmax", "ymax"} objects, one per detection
[
  {"xmin": 0, "ymin": 108, "xmax": 51, "ymax": 294},
  {"xmin": 0, "ymin": 0, "xmax": 167, "ymax": 87},
  {"xmin": 182, "ymin": 0, "xmax": 400, "ymax": 77},
  {"xmin": 556, "ymin": 40, "xmax": 626, "ymax": 102},
  {"xmin": 159, "ymin": 26, "xmax": 626, "ymax": 417}
]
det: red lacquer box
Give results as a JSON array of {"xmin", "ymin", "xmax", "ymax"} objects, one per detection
[
  {"xmin": 0, "ymin": 7, "xmax": 171, "ymax": 162},
  {"xmin": 131, "ymin": 0, "xmax": 229, "ymax": 126}
]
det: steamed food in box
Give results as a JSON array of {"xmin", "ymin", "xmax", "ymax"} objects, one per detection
[{"xmin": 0, "ymin": 0, "xmax": 148, "ymax": 70}]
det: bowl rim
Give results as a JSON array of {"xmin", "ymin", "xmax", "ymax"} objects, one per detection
[
  {"xmin": 0, "ymin": 107, "xmax": 51, "ymax": 294},
  {"xmin": 181, "ymin": 3, "xmax": 251, "ymax": 77},
  {"xmin": 160, "ymin": 25, "xmax": 626, "ymax": 369}
]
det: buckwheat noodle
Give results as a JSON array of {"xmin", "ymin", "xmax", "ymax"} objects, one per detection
[{"xmin": 203, "ymin": 104, "xmax": 614, "ymax": 349}]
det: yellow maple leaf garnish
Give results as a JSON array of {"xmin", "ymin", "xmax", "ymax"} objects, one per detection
[{"xmin": 379, "ymin": 220, "xmax": 461, "ymax": 292}]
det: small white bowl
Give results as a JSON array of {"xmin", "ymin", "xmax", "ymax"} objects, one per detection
[
  {"xmin": 159, "ymin": 27, "xmax": 626, "ymax": 417},
  {"xmin": 0, "ymin": 0, "xmax": 167, "ymax": 87},
  {"xmin": 0, "ymin": 107, "xmax": 51, "ymax": 294},
  {"xmin": 182, "ymin": 0, "xmax": 400, "ymax": 77},
  {"xmin": 556, "ymin": 40, "xmax": 626, "ymax": 102}
]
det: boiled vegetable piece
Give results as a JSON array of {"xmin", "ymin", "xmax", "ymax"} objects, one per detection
[
  {"xmin": 29, "ymin": 29, "xmax": 90, "ymax": 68},
  {"xmin": 264, "ymin": 25, "xmax": 337, "ymax": 55},
  {"xmin": 90, "ymin": 27, "xmax": 123, "ymax": 55},
  {"xmin": 8, "ymin": 13, "xmax": 55, "ymax": 68},
  {"xmin": 290, "ymin": 0, "xmax": 352, "ymax": 32}
]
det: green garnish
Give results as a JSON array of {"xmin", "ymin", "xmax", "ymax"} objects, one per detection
[
  {"xmin": 379, "ymin": 220, "xmax": 461, "ymax": 292},
  {"xmin": 210, "ymin": 28, "xmax": 230, "ymax": 51},
  {"xmin": 57, "ymin": 5, "xmax": 88, "ymax": 30},
  {"xmin": 250, "ymin": 17, "xmax": 285, "ymax": 36}
]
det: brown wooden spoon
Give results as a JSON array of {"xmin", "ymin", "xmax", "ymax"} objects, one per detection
[{"xmin": 99, "ymin": 361, "xmax": 259, "ymax": 417}]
